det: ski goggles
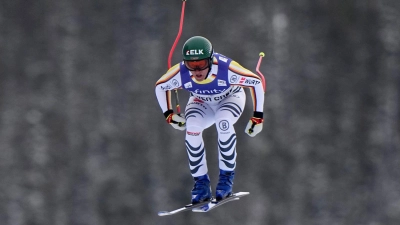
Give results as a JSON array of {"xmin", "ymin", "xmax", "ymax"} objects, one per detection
[{"xmin": 184, "ymin": 59, "xmax": 210, "ymax": 71}]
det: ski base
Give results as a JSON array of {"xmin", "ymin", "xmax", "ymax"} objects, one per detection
[{"xmin": 192, "ymin": 192, "xmax": 250, "ymax": 213}]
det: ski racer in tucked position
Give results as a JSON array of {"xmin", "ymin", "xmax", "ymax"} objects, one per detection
[{"xmin": 155, "ymin": 36, "xmax": 265, "ymax": 204}]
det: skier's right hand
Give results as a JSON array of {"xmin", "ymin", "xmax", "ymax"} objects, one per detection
[
  {"xmin": 164, "ymin": 110, "xmax": 186, "ymax": 131},
  {"xmin": 244, "ymin": 111, "xmax": 263, "ymax": 137}
]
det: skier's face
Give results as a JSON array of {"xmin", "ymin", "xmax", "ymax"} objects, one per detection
[
  {"xmin": 185, "ymin": 58, "xmax": 210, "ymax": 81},
  {"xmin": 191, "ymin": 68, "xmax": 209, "ymax": 81}
]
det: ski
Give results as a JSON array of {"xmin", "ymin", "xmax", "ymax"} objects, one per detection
[
  {"xmin": 192, "ymin": 192, "xmax": 250, "ymax": 213},
  {"xmin": 158, "ymin": 199, "xmax": 213, "ymax": 216}
]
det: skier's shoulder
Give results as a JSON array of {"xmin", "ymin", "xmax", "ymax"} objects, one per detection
[
  {"xmin": 228, "ymin": 60, "xmax": 258, "ymax": 78},
  {"xmin": 165, "ymin": 63, "xmax": 181, "ymax": 77},
  {"xmin": 156, "ymin": 63, "xmax": 181, "ymax": 85},
  {"xmin": 213, "ymin": 53, "xmax": 248, "ymax": 71},
  {"xmin": 213, "ymin": 52, "xmax": 230, "ymax": 63}
]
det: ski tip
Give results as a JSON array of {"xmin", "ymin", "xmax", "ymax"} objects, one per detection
[
  {"xmin": 235, "ymin": 191, "xmax": 250, "ymax": 196},
  {"xmin": 158, "ymin": 211, "xmax": 170, "ymax": 216}
]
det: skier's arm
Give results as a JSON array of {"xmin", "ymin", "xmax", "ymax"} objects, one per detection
[
  {"xmin": 228, "ymin": 60, "xmax": 265, "ymax": 137},
  {"xmin": 228, "ymin": 60, "xmax": 265, "ymax": 112},
  {"xmin": 155, "ymin": 64, "xmax": 186, "ymax": 130}
]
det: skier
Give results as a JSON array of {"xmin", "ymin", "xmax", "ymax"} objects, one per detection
[{"xmin": 155, "ymin": 36, "xmax": 265, "ymax": 204}]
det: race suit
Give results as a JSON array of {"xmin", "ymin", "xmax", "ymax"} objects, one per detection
[{"xmin": 155, "ymin": 53, "xmax": 265, "ymax": 177}]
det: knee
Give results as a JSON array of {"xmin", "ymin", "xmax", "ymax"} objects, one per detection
[
  {"xmin": 186, "ymin": 116, "xmax": 208, "ymax": 131},
  {"xmin": 186, "ymin": 124, "xmax": 204, "ymax": 137}
]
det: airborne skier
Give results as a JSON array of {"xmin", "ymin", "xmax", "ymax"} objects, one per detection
[{"xmin": 155, "ymin": 36, "xmax": 265, "ymax": 204}]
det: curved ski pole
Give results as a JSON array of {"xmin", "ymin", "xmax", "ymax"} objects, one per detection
[
  {"xmin": 248, "ymin": 53, "xmax": 266, "ymax": 134},
  {"xmin": 168, "ymin": 0, "xmax": 187, "ymax": 115},
  {"xmin": 256, "ymin": 52, "xmax": 266, "ymax": 91}
]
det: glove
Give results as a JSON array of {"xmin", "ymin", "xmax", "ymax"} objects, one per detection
[
  {"xmin": 164, "ymin": 110, "xmax": 186, "ymax": 131},
  {"xmin": 245, "ymin": 111, "xmax": 264, "ymax": 137}
]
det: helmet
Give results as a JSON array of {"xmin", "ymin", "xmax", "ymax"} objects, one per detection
[{"xmin": 182, "ymin": 36, "xmax": 213, "ymax": 61}]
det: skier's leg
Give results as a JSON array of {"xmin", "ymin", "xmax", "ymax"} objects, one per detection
[
  {"xmin": 185, "ymin": 97, "xmax": 215, "ymax": 177},
  {"xmin": 185, "ymin": 97, "xmax": 215, "ymax": 203},
  {"xmin": 214, "ymin": 88, "xmax": 246, "ymax": 200}
]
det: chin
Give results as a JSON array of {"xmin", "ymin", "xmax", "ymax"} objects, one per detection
[{"xmin": 194, "ymin": 75, "xmax": 205, "ymax": 81}]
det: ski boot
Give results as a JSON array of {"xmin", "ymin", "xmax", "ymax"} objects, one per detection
[
  {"xmin": 191, "ymin": 174, "xmax": 212, "ymax": 204},
  {"xmin": 215, "ymin": 170, "xmax": 235, "ymax": 201}
]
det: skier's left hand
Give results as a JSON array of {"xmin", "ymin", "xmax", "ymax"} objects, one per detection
[
  {"xmin": 164, "ymin": 110, "xmax": 186, "ymax": 131},
  {"xmin": 245, "ymin": 111, "xmax": 263, "ymax": 137}
]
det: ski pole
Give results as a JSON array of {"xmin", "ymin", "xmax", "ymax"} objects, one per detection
[
  {"xmin": 256, "ymin": 52, "xmax": 266, "ymax": 91},
  {"xmin": 249, "ymin": 52, "xmax": 266, "ymax": 134},
  {"xmin": 168, "ymin": 0, "xmax": 186, "ymax": 116}
]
